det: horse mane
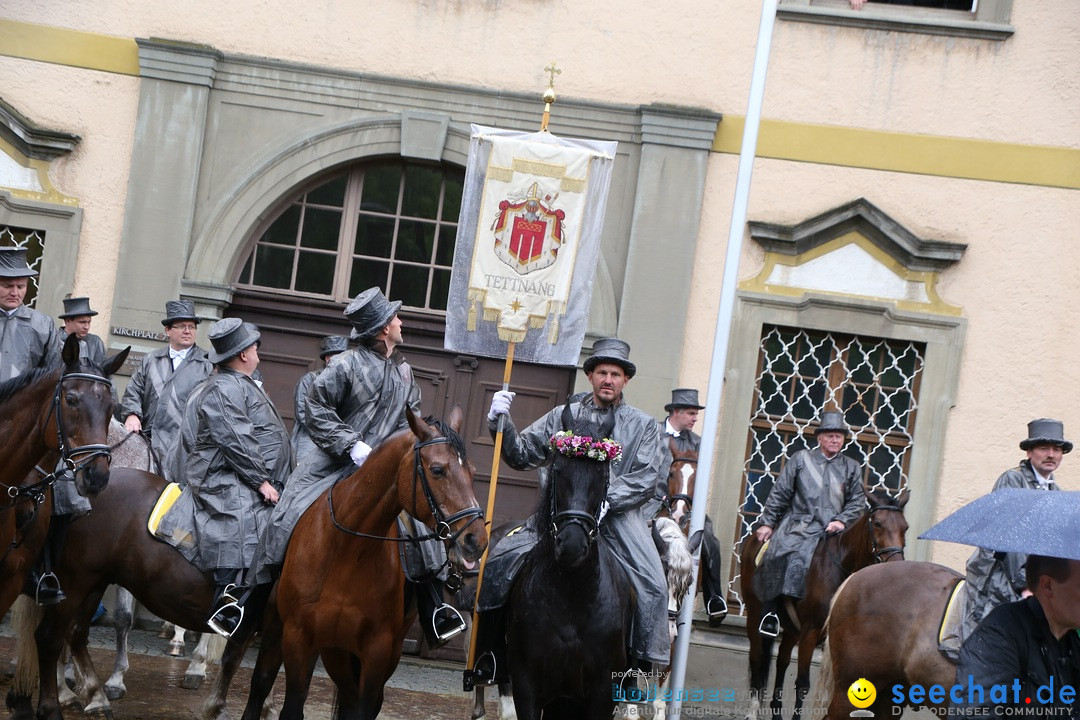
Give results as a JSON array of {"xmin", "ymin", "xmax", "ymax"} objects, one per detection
[
  {"xmin": 0, "ymin": 366, "xmax": 57, "ymax": 407},
  {"xmin": 422, "ymin": 415, "xmax": 468, "ymax": 461}
]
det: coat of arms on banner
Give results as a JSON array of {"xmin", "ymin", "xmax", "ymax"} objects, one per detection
[
  {"xmin": 444, "ymin": 125, "xmax": 617, "ymax": 366},
  {"xmin": 492, "ymin": 182, "xmax": 565, "ymax": 275}
]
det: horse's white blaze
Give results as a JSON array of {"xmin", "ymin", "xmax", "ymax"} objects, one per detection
[{"xmin": 678, "ymin": 463, "xmax": 694, "ymax": 484}]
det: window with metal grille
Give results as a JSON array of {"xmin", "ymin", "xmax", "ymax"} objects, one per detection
[
  {"xmin": 736, "ymin": 324, "xmax": 925, "ymax": 544},
  {"xmin": 236, "ymin": 159, "xmax": 464, "ymax": 311},
  {"xmin": 0, "ymin": 225, "xmax": 45, "ymax": 307}
]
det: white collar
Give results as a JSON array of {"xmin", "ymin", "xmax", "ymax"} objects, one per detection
[{"xmin": 665, "ymin": 418, "xmax": 680, "ymax": 437}]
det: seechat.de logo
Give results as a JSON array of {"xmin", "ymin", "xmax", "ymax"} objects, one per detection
[{"xmin": 848, "ymin": 678, "xmax": 877, "ymax": 718}]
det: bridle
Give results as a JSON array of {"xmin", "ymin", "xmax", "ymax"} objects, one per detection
[
  {"xmin": 664, "ymin": 457, "xmax": 697, "ymax": 515},
  {"xmin": 549, "ymin": 463, "xmax": 610, "ymax": 548},
  {"xmin": 828, "ymin": 503, "xmax": 905, "ymax": 575}
]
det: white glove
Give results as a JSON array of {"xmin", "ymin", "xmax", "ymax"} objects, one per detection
[
  {"xmin": 349, "ymin": 440, "xmax": 372, "ymax": 467},
  {"xmin": 598, "ymin": 500, "xmax": 610, "ymax": 523},
  {"xmin": 488, "ymin": 390, "xmax": 516, "ymax": 420}
]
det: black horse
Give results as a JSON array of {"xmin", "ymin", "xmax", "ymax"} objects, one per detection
[{"xmin": 505, "ymin": 403, "xmax": 632, "ymax": 720}]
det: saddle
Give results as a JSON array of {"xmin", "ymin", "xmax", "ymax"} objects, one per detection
[
  {"xmin": 147, "ymin": 482, "xmax": 192, "ymax": 548},
  {"xmin": 936, "ymin": 578, "xmax": 969, "ymax": 662}
]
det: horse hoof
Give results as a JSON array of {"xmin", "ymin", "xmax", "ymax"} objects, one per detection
[
  {"xmin": 85, "ymin": 707, "xmax": 115, "ymax": 720},
  {"xmin": 167, "ymin": 641, "xmax": 186, "ymax": 657},
  {"xmin": 181, "ymin": 673, "xmax": 205, "ymax": 690},
  {"xmin": 105, "ymin": 684, "xmax": 127, "ymax": 701}
]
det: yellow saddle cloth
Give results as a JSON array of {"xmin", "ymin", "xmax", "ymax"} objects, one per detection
[
  {"xmin": 147, "ymin": 482, "xmax": 183, "ymax": 536},
  {"xmin": 754, "ymin": 539, "xmax": 770, "ymax": 567}
]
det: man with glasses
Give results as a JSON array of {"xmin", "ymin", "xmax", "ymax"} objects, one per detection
[{"xmin": 118, "ymin": 299, "xmax": 212, "ymax": 484}]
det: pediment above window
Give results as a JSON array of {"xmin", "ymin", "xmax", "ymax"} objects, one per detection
[
  {"xmin": 742, "ymin": 198, "xmax": 967, "ymax": 315},
  {"xmin": 0, "ymin": 98, "xmax": 79, "ymax": 202}
]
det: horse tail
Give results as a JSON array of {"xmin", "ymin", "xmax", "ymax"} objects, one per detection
[
  {"xmin": 655, "ymin": 517, "xmax": 693, "ymax": 604},
  {"xmin": 11, "ymin": 595, "xmax": 43, "ymax": 697},
  {"xmin": 814, "ymin": 572, "xmax": 855, "ymax": 715},
  {"xmin": 823, "ymin": 572, "xmax": 855, "ymax": 637}
]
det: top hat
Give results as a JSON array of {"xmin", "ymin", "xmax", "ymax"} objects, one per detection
[
  {"xmin": 814, "ymin": 410, "xmax": 850, "ymax": 437},
  {"xmin": 161, "ymin": 300, "xmax": 200, "ymax": 327},
  {"xmin": 344, "ymin": 287, "xmax": 401, "ymax": 340},
  {"xmin": 58, "ymin": 296, "xmax": 98, "ymax": 319},
  {"xmin": 319, "ymin": 335, "xmax": 349, "ymax": 359},
  {"xmin": 207, "ymin": 318, "xmax": 261, "ymax": 364},
  {"xmin": 665, "ymin": 388, "xmax": 704, "ymax": 413},
  {"xmin": 582, "ymin": 337, "xmax": 636, "ymax": 379},
  {"xmin": 0, "ymin": 248, "xmax": 38, "ymax": 278},
  {"xmin": 1019, "ymin": 418, "xmax": 1072, "ymax": 454}
]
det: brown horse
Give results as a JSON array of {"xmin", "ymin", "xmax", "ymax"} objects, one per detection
[
  {"xmin": 0, "ymin": 335, "xmax": 127, "ymax": 619},
  {"xmin": 239, "ymin": 406, "xmax": 487, "ymax": 720},
  {"xmin": 661, "ymin": 438, "xmax": 698, "ymax": 526},
  {"xmin": 818, "ymin": 561, "xmax": 960, "ymax": 719},
  {"xmin": 740, "ymin": 488, "xmax": 909, "ymax": 719}
]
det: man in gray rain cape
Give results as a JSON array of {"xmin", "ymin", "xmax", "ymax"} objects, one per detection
[
  {"xmin": 465, "ymin": 337, "xmax": 668, "ymax": 689},
  {"xmin": 291, "ymin": 334, "xmax": 348, "ymax": 457},
  {"xmin": 154, "ymin": 318, "xmax": 293, "ymax": 630},
  {"xmin": 209, "ymin": 288, "xmax": 467, "ymax": 645}
]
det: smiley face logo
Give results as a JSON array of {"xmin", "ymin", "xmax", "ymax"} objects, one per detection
[{"xmin": 847, "ymin": 678, "xmax": 876, "ymax": 709}]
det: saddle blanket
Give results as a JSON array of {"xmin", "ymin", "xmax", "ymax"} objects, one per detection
[
  {"xmin": 147, "ymin": 482, "xmax": 183, "ymax": 536},
  {"xmin": 937, "ymin": 578, "xmax": 969, "ymax": 662}
]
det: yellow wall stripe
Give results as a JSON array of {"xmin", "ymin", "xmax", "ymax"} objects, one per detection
[
  {"xmin": 715, "ymin": 116, "xmax": 1080, "ymax": 190},
  {"xmin": 0, "ymin": 19, "xmax": 139, "ymax": 76}
]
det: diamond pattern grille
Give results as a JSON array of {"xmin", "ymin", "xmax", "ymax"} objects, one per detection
[
  {"xmin": 0, "ymin": 226, "xmax": 46, "ymax": 307},
  {"xmin": 729, "ymin": 324, "xmax": 925, "ymax": 610}
]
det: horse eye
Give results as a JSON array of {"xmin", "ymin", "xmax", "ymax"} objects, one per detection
[
  {"xmin": 65, "ymin": 392, "xmax": 78, "ymax": 407},
  {"xmin": 430, "ymin": 465, "xmax": 445, "ymax": 477}
]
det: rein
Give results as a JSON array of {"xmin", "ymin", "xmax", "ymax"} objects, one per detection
[{"xmin": 328, "ymin": 436, "xmax": 484, "ymax": 545}]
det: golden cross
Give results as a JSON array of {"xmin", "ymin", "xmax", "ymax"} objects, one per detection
[{"xmin": 544, "ymin": 62, "xmax": 561, "ymax": 92}]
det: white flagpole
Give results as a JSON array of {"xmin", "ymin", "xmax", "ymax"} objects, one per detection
[{"xmin": 666, "ymin": 1, "xmax": 778, "ymax": 716}]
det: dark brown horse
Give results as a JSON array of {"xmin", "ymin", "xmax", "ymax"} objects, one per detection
[
  {"xmin": 818, "ymin": 561, "xmax": 960, "ymax": 719},
  {"xmin": 8, "ymin": 465, "xmax": 256, "ymax": 720},
  {"xmin": 0, "ymin": 335, "xmax": 127, "ymax": 619},
  {"xmin": 239, "ymin": 406, "xmax": 487, "ymax": 720},
  {"xmin": 740, "ymin": 488, "xmax": 909, "ymax": 719}
]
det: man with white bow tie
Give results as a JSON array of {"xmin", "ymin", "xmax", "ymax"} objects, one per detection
[{"xmin": 118, "ymin": 299, "xmax": 212, "ymax": 484}]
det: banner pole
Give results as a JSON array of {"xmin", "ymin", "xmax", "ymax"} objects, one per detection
[{"xmin": 466, "ymin": 340, "xmax": 515, "ymax": 671}]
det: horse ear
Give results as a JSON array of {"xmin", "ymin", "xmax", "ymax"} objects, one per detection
[
  {"xmin": 101, "ymin": 346, "xmax": 131, "ymax": 378},
  {"xmin": 447, "ymin": 404, "xmax": 464, "ymax": 434},
  {"xmin": 896, "ymin": 486, "xmax": 911, "ymax": 509},
  {"xmin": 405, "ymin": 408, "xmax": 433, "ymax": 441},
  {"xmin": 61, "ymin": 333, "xmax": 80, "ymax": 367},
  {"xmin": 560, "ymin": 399, "xmax": 574, "ymax": 432},
  {"xmin": 867, "ymin": 488, "xmax": 885, "ymax": 508}
]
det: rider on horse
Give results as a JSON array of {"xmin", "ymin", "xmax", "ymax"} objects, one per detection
[
  {"xmin": 466, "ymin": 338, "xmax": 670, "ymax": 688},
  {"xmin": 752, "ymin": 410, "xmax": 866, "ymax": 636}
]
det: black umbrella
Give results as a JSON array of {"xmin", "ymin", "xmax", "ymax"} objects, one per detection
[{"xmin": 919, "ymin": 488, "xmax": 1080, "ymax": 561}]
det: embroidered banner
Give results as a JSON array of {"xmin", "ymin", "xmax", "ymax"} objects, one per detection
[{"xmin": 445, "ymin": 125, "xmax": 617, "ymax": 365}]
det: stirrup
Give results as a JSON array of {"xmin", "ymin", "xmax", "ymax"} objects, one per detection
[
  {"xmin": 207, "ymin": 601, "xmax": 244, "ymax": 638},
  {"xmin": 463, "ymin": 651, "xmax": 497, "ymax": 691},
  {"xmin": 34, "ymin": 572, "xmax": 66, "ymax": 606},
  {"xmin": 758, "ymin": 611, "xmax": 780, "ymax": 638},
  {"xmin": 432, "ymin": 603, "xmax": 467, "ymax": 643}
]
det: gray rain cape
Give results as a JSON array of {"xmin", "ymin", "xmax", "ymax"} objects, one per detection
[
  {"xmin": 248, "ymin": 343, "xmax": 421, "ymax": 585},
  {"xmin": 156, "ymin": 367, "xmax": 294, "ymax": 571},
  {"xmin": 117, "ymin": 344, "xmax": 212, "ymax": 484},
  {"xmin": 0, "ymin": 305, "xmax": 60, "ymax": 382},
  {"xmin": 753, "ymin": 446, "xmax": 865, "ymax": 602},
  {"xmin": 477, "ymin": 392, "xmax": 670, "ymax": 665}
]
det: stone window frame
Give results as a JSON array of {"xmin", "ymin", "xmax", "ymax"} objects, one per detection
[{"xmin": 778, "ymin": 0, "xmax": 1014, "ymax": 41}]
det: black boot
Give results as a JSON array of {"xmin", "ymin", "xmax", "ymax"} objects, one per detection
[
  {"xmin": 463, "ymin": 607, "xmax": 507, "ymax": 692},
  {"xmin": 27, "ymin": 515, "xmax": 70, "ymax": 606},
  {"xmin": 415, "ymin": 578, "xmax": 466, "ymax": 649},
  {"xmin": 207, "ymin": 570, "xmax": 245, "ymax": 638},
  {"xmin": 759, "ymin": 600, "xmax": 781, "ymax": 637}
]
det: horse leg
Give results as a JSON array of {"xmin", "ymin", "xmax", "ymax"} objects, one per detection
[
  {"xmin": 183, "ymin": 632, "xmax": 224, "ymax": 690},
  {"xmin": 241, "ymin": 607, "xmax": 287, "ymax": 720},
  {"xmin": 168, "ymin": 624, "xmax": 189, "ymax": 656},
  {"xmin": 200, "ymin": 630, "xmax": 253, "ymax": 720},
  {"xmin": 770, "ymin": 630, "xmax": 798, "ymax": 718},
  {"xmin": 7, "ymin": 596, "xmax": 42, "ymax": 720},
  {"xmin": 747, "ymin": 624, "xmax": 774, "ymax": 719},
  {"xmin": 497, "ymin": 681, "xmax": 517, "ymax": 720},
  {"xmin": 793, "ymin": 628, "xmax": 821, "ymax": 718},
  {"xmin": 68, "ymin": 615, "xmax": 115, "ymax": 718},
  {"xmin": 471, "ymin": 686, "xmax": 486, "ymax": 720},
  {"xmin": 320, "ymin": 648, "xmax": 362, "ymax": 719},
  {"xmin": 278, "ymin": 648, "xmax": 319, "ymax": 720},
  {"xmin": 34, "ymin": 604, "xmax": 78, "ymax": 720},
  {"xmin": 104, "ymin": 586, "xmax": 134, "ymax": 700}
]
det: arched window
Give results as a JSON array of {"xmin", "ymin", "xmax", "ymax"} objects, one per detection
[{"xmin": 236, "ymin": 159, "xmax": 464, "ymax": 311}]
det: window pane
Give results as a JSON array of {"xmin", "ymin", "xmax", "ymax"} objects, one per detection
[
  {"xmin": 295, "ymin": 251, "xmax": 336, "ymax": 295},
  {"xmin": 431, "ymin": 269, "xmax": 451, "ymax": 311},
  {"xmin": 389, "ymin": 264, "xmax": 430, "ymax": 307},
  {"xmin": 355, "ymin": 215, "xmax": 395, "ymax": 258},
  {"xmin": 394, "ymin": 220, "xmax": 435, "ymax": 263},
  {"xmin": 436, "ymin": 225, "xmax": 457, "ymax": 266},
  {"xmin": 443, "ymin": 173, "xmax": 463, "ymax": 221},
  {"xmin": 306, "ymin": 175, "xmax": 347, "ymax": 207},
  {"xmin": 401, "ymin": 165, "xmax": 442, "ymax": 220},
  {"xmin": 349, "ymin": 259, "xmax": 389, "ymax": 298},
  {"xmin": 263, "ymin": 206, "xmax": 301, "ymax": 246},
  {"xmin": 300, "ymin": 208, "xmax": 342, "ymax": 251},
  {"xmin": 360, "ymin": 163, "xmax": 401, "ymax": 214},
  {"xmin": 238, "ymin": 253, "xmax": 253, "ymax": 284},
  {"xmin": 252, "ymin": 246, "xmax": 295, "ymax": 289}
]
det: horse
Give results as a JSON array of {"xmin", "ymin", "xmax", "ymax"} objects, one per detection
[
  {"xmin": 661, "ymin": 438, "xmax": 698, "ymax": 526},
  {"xmin": 817, "ymin": 561, "xmax": 961, "ymax": 719},
  {"xmin": 740, "ymin": 487, "xmax": 910, "ymax": 720},
  {"xmin": 0, "ymin": 335, "xmax": 127, "ymax": 619},
  {"xmin": 648, "ymin": 515, "xmax": 694, "ymax": 720},
  {"xmin": 238, "ymin": 406, "xmax": 487, "ymax": 720},
  {"xmin": 7, "ymin": 464, "xmax": 261, "ymax": 720}
]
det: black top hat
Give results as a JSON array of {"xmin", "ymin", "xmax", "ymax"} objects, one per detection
[
  {"xmin": 58, "ymin": 296, "xmax": 98, "ymax": 319},
  {"xmin": 665, "ymin": 388, "xmax": 704, "ymax": 413},
  {"xmin": 345, "ymin": 287, "xmax": 401, "ymax": 340},
  {"xmin": 161, "ymin": 300, "xmax": 200, "ymax": 327},
  {"xmin": 0, "ymin": 248, "xmax": 38, "ymax": 278},
  {"xmin": 207, "ymin": 318, "xmax": 261, "ymax": 364},
  {"xmin": 814, "ymin": 410, "xmax": 850, "ymax": 436},
  {"xmin": 582, "ymin": 337, "xmax": 636, "ymax": 379},
  {"xmin": 319, "ymin": 335, "xmax": 349, "ymax": 359},
  {"xmin": 1020, "ymin": 418, "xmax": 1072, "ymax": 454}
]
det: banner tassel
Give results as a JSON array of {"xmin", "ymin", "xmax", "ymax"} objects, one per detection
[
  {"xmin": 548, "ymin": 312, "xmax": 560, "ymax": 344},
  {"xmin": 467, "ymin": 300, "xmax": 477, "ymax": 331}
]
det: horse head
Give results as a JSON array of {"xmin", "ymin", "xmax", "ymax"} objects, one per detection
[
  {"xmin": 403, "ymin": 406, "xmax": 487, "ymax": 570},
  {"xmin": 866, "ymin": 486, "xmax": 910, "ymax": 562},
  {"xmin": 50, "ymin": 335, "xmax": 130, "ymax": 497},
  {"xmin": 542, "ymin": 401, "xmax": 618, "ymax": 568},
  {"xmin": 665, "ymin": 437, "xmax": 697, "ymax": 526}
]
